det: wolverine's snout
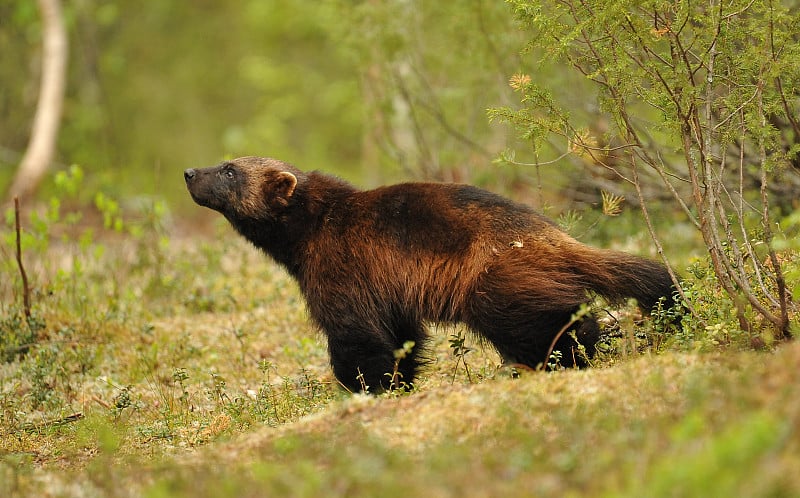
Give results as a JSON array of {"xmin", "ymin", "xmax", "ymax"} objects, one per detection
[{"xmin": 183, "ymin": 167, "xmax": 211, "ymax": 209}]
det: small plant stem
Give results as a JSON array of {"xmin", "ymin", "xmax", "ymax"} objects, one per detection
[
  {"xmin": 541, "ymin": 316, "xmax": 579, "ymax": 371},
  {"xmin": 14, "ymin": 197, "xmax": 31, "ymax": 318}
]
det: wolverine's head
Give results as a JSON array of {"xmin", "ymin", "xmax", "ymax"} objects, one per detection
[{"xmin": 184, "ymin": 156, "xmax": 303, "ymax": 222}]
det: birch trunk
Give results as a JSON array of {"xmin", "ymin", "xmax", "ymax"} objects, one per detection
[{"xmin": 6, "ymin": 0, "xmax": 68, "ymax": 202}]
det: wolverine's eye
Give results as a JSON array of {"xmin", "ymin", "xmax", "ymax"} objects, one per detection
[{"xmin": 225, "ymin": 169, "xmax": 234, "ymax": 179}]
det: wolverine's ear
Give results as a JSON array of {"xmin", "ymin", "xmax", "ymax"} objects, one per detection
[{"xmin": 275, "ymin": 171, "xmax": 298, "ymax": 198}]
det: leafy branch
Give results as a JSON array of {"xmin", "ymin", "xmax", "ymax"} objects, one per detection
[{"xmin": 500, "ymin": 0, "xmax": 798, "ymax": 339}]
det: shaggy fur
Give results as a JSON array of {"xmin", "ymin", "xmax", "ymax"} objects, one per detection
[{"xmin": 185, "ymin": 156, "xmax": 675, "ymax": 392}]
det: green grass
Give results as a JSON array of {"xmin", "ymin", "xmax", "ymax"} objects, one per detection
[{"xmin": 1, "ymin": 199, "xmax": 798, "ymax": 497}]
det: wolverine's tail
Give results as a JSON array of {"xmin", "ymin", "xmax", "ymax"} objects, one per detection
[{"xmin": 578, "ymin": 247, "xmax": 676, "ymax": 312}]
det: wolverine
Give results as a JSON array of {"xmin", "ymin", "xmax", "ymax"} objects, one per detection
[{"xmin": 184, "ymin": 156, "xmax": 675, "ymax": 392}]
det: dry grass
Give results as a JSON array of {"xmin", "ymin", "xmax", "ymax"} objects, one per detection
[{"xmin": 12, "ymin": 341, "xmax": 796, "ymax": 498}]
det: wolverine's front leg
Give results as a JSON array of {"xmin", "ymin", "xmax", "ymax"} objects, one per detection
[
  {"xmin": 319, "ymin": 316, "xmax": 427, "ymax": 393},
  {"xmin": 326, "ymin": 330, "xmax": 399, "ymax": 393}
]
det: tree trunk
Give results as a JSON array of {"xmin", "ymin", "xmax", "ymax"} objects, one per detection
[{"xmin": 6, "ymin": 0, "xmax": 68, "ymax": 202}]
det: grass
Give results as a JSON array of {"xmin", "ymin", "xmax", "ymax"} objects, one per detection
[{"xmin": 1, "ymin": 197, "xmax": 798, "ymax": 497}]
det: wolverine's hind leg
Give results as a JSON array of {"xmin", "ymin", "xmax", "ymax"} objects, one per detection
[
  {"xmin": 465, "ymin": 299, "xmax": 601, "ymax": 370},
  {"xmin": 465, "ymin": 250, "xmax": 602, "ymax": 369},
  {"xmin": 547, "ymin": 313, "xmax": 601, "ymax": 368}
]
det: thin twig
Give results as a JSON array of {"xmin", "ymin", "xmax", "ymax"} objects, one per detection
[
  {"xmin": 631, "ymin": 154, "xmax": 699, "ymax": 321},
  {"xmin": 14, "ymin": 197, "xmax": 31, "ymax": 318},
  {"xmin": 540, "ymin": 308, "xmax": 587, "ymax": 371},
  {"xmin": 505, "ymin": 151, "xmax": 572, "ymax": 168},
  {"xmin": 21, "ymin": 412, "xmax": 84, "ymax": 433}
]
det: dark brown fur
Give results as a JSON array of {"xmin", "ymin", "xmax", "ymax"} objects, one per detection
[{"xmin": 184, "ymin": 156, "xmax": 675, "ymax": 392}]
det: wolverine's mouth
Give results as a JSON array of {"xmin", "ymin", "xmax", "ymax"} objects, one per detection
[
  {"xmin": 186, "ymin": 189, "xmax": 207, "ymax": 207},
  {"xmin": 186, "ymin": 188, "xmax": 218, "ymax": 211}
]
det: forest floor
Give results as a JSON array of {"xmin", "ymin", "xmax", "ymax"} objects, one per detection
[{"xmin": 1, "ymin": 229, "xmax": 798, "ymax": 497}]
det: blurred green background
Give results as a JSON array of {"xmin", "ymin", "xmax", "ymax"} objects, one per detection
[
  {"xmin": 5, "ymin": 0, "xmax": 796, "ymax": 250},
  {"xmin": 2, "ymin": 0, "xmax": 568, "ymax": 215}
]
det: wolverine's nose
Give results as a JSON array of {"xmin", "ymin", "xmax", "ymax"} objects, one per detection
[{"xmin": 184, "ymin": 168, "xmax": 196, "ymax": 182}]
